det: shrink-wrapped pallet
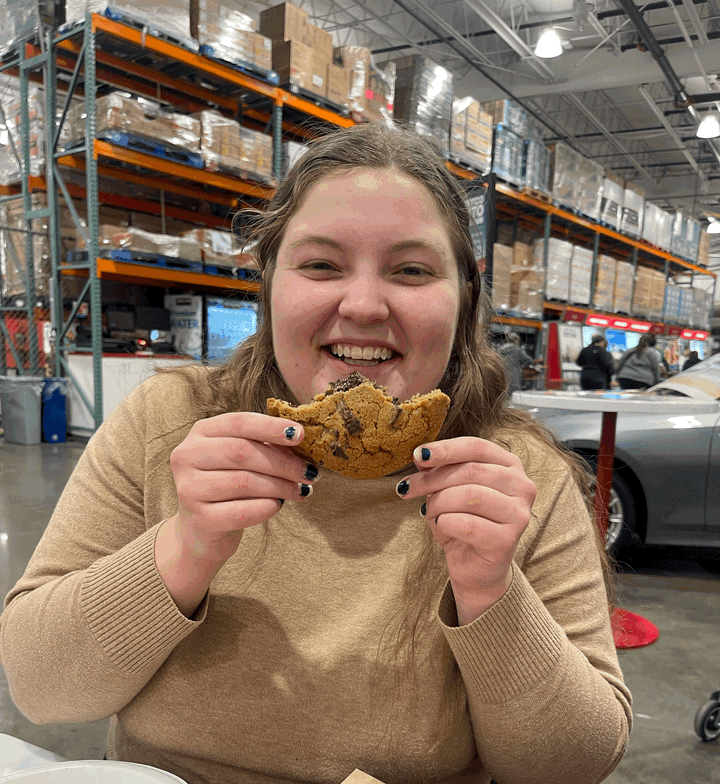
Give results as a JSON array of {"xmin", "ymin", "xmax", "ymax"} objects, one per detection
[
  {"xmin": 593, "ymin": 255, "xmax": 616, "ymax": 312},
  {"xmin": 631, "ymin": 265, "xmax": 652, "ymax": 317},
  {"xmin": 511, "ymin": 242, "xmax": 544, "ymax": 317},
  {"xmin": 698, "ymin": 231, "xmax": 710, "ymax": 268},
  {"xmin": 539, "ymin": 237, "xmax": 573, "ymax": 302},
  {"xmin": 685, "ymin": 218, "xmax": 701, "ymax": 263},
  {"xmin": 522, "ymin": 139, "xmax": 551, "ymax": 194},
  {"xmin": 195, "ymin": 110, "xmax": 273, "ymax": 183},
  {"xmin": 0, "ymin": 0, "xmax": 64, "ymax": 52},
  {"xmin": 86, "ymin": 225, "xmax": 202, "ymax": 261},
  {"xmin": 450, "ymin": 97, "xmax": 492, "ymax": 174},
  {"xmin": 190, "ymin": 0, "xmax": 272, "ymax": 72},
  {"xmin": 642, "ymin": 201, "xmax": 662, "ymax": 247},
  {"xmin": 664, "ymin": 282, "xmax": 680, "ymax": 323},
  {"xmin": 481, "ymin": 98, "xmax": 528, "ymax": 138},
  {"xmin": 570, "ymin": 245, "xmax": 593, "ymax": 305},
  {"xmin": 386, "ymin": 55, "xmax": 452, "ymax": 151},
  {"xmin": 335, "ymin": 46, "xmax": 395, "ymax": 123},
  {"xmin": 491, "ymin": 243, "xmax": 513, "ymax": 311},
  {"xmin": 677, "ymin": 287, "xmax": 693, "ymax": 325},
  {"xmin": 620, "ymin": 181, "xmax": 644, "ymax": 238},
  {"xmin": 66, "ymin": 0, "xmax": 196, "ymax": 50},
  {"xmin": 671, "ymin": 211, "xmax": 687, "ymax": 259},
  {"xmin": 0, "ymin": 75, "xmax": 44, "ymax": 184},
  {"xmin": 613, "ymin": 261, "xmax": 634, "ymax": 313},
  {"xmin": 549, "ymin": 143, "xmax": 604, "ymax": 221},
  {"xmin": 599, "ymin": 171, "xmax": 623, "ymax": 231},
  {"xmin": 64, "ymin": 92, "xmax": 201, "ymax": 153},
  {"xmin": 691, "ymin": 288, "xmax": 712, "ymax": 329},
  {"xmin": 492, "ymin": 125, "xmax": 523, "ymax": 185},
  {"xmin": 181, "ymin": 228, "xmax": 249, "ymax": 268}
]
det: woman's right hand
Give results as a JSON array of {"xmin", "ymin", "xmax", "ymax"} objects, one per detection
[{"xmin": 167, "ymin": 412, "xmax": 317, "ymax": 565}]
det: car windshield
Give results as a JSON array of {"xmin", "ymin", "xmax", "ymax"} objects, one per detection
[{"xmin": 649, "ymin": 351, "xmax": 720, "ymax": 400}]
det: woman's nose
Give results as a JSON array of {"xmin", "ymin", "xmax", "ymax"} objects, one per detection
[{"xmin": 337, "ymin": 276, "xmax": 390, "ymax": 324}]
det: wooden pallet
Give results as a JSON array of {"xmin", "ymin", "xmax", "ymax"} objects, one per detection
[{"xmin": 522, "ymin": 186, "xmax": 551, "ymax": 203}]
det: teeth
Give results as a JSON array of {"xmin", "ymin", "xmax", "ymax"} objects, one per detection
[{"xmin": 329, "ymin": 343, "xmax": 395, "ymax": 362}]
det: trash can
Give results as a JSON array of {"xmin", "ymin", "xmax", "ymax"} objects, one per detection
[
  {"xmin": 42, "ymin": 378, "xmax": 68, "ymax": 444},
  {"xmin": 0, "ymin": 376, "xmax": 46, "ymax": 445}
]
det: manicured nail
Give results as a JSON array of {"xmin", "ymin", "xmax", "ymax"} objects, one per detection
[
  {"xmin": 300, "ymin": 483, "xmax": 313, "ymax": 498},
  {"xmin": 420, "ymin": 502, "xmax": 426, "ymax": 516},
  {"xmin": 304, "ymin": 464, "xmax": 319, "ymax": 481},
  {"xmin": 396, "ymin": 479, "xmax": 410, "ymax": 496},
  {"xmin": 421, "ymin": 448, "xmax": 431, "ymax": 461},
  {"xmin": 278, "ymin": 498, "xmax": 285, "ymax": 508},
  {"xmin": 285, "ymin": 426, "xmax": 297, "ymax": 440}
]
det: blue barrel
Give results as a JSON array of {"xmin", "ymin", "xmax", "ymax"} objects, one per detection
[{"xmin": 42, "ymin": 378, "xmax": 68, "ymax": 444}]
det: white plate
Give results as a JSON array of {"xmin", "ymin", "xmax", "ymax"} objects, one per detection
[{"xmin": 0, "ymin": 761, "xmax": 188, "ymax": 784}]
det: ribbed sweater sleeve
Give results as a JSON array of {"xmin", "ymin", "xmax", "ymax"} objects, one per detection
[
  {"xmin": 0, "ymin": 379, "xmax": 206, "ymax": 724},
  {"xmin": 436, "ymin": 461, "xmax": 632, "ymax": 784}
]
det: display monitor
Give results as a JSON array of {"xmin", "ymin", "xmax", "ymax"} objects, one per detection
[
  {"xmin": 605, "ymin": 329, "xmax": 627, "ymax": 354},
  {"xmin": 205, "ymin": 297, "xmax": 258, "ymax": 364},
  {"xmin": 135, "ymin": 306, "xmax": 172, "ymax": 332},
  {"xmin": 582, "ymin": 326, "xmax": 599, "ymax": 346},
  {"xmin": 690, "ymin": 339, "xmax": 705, "ymax": 359},
  {"xmin": 626, "ymin": 331, "xmax": 641, "ymax": 350},
  {"xmin": 106, "ymin": 309, "xmax": 135, "ymax": 331}
]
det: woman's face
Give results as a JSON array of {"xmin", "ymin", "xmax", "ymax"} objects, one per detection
[{"xmin": 271, "ymin": 168, "xmax": 462, "ymax": 404}]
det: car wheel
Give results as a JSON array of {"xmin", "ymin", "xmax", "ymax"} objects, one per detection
[{"xmin": 583, "ymin": 462, "xmax": 637, "ymax": 557}]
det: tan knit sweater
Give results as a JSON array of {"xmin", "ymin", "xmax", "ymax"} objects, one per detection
[{"xmin": 1, "ymin": 372, "xmax": 631, "ymax": 784}]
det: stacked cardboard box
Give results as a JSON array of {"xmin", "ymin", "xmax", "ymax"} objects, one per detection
[
  {"xmin": 522, "ymin": 139, "xmax": 551, "ymax": 194},
  {"xmin": 648, "ymin": 268, "xmax": 666, "ymax": 321},
  {"xmin": 65, "ymin": 93, "xmax": 201, "ymax": 154},
  {"xmin": 491, "ymin": 243, "xmax": 513, "ymax": 311},
  {"xmin": 620, "ymin": 181, "xmax": 644, "ymax": 239},
  {"xmin": 642, "ymin": 202, "xmax": 672, "ymax": 250},
  {"xmin": 664, "ymin": 282, "xmax": 681, "ymax": 323},
  {"xmin": 66, "ymin": 0, "xmax": 197, "ymax": 50},
  {"xmin": 614, "ymin": 261, "xmax": 634, "ymax": 313},
  {"xmin": 535, "ymin": 237, "xmax": 573, "ymax": 302},
  {"xmin": 386, "ymin": 55, "xmax": 453, "ymax": 152},
  {"xmin": 492, "ymin": 125, "xmax": 524, "ymax": 185},
  {"xmin": 195, "ymin": 110, "xmax": 273, "ymax": 183},
  {"xmin": 685, "ymin": 218, "xmax": 701, "ymax": 263},
  {"xmin": 697, "ymin": 230, "xmax": 709, "ymax": 268},
  {"xmin": 631, "ymin": 266, "xmax": 652, "ymax": 317},
  {"xmin": 334, "ymin": 46, "xmax": 394, "ymax": 122},
  {"xmin": 482, "ymin": 99, "xmax": 528, "ymax": 138},
  {"xmin": 510, "ymin": 242, "xmax": 543, "ymax": 316},
  {"xmin": 450, "ymin": 98, "xmax": 493, "ymax": 174},
  {"xmin": 599, "ymin": 170, "xmax": 623, "ymax": 231},
  {"xmin": 690, "ymin": 287, "xmax": 712, "ymax": 329},
  {"xmin": 570, "ymin": 245, "xmax": 593, "ymax": 305},
  {"xmin": 90, "ymin": 226, "xmax": 202, "ymax": 261},
  {"xmin": 190, "ymin": 0, "xmax": 272, "ymax": 72},
  {"xmin": 260, "ymin": 2, "xmax": 336, "ymax": 101},
  {"xmin": 677, "ymin": 288, "xmax": 693, "ymax": 325},
  {"xmin": 593, "ymin": 255, "xmax": 617, "ymax": 312},
  {"xmin": 181, "ymin": 228, "xmax": 247, "ymax": 268},
  {"xmin": 549, "ymin": 143, "xmax": 604, "ymax": 222}
]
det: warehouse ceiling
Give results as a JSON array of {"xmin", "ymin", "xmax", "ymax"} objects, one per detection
[{"xmin": 247, "ymin": 0, "xmax": 720, "ymax": 228}]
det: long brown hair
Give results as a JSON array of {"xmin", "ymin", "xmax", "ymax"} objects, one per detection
[
  {"xmin": 635, "ymin": 333, "xmax": 657, "ymax": 357},
  {"xmin": 155, "ymin": 121, "xmax": 615, "ymax": 716}
]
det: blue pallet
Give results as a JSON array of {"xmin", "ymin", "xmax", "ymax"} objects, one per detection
[
  {"xmin": 199, "ymin": 44, "xmax": 279, "ymax": 85},
  {"xmin": 99, "ymin": 130, "xmax": 204, "ymax": 169},
  {"xmin": 235, "ymin": 267, "xmax": 261, "ymax": 281}
]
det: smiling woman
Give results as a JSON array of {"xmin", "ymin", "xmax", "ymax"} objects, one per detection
[{"xmin": 1, "ymin": 122, "xmax": 631, "ymax": 784}]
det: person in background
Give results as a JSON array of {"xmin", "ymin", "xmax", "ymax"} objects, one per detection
[
  {"xmin": 497, "ymin": 331, "xmax": 536, "ymax": 395},
  {"xmin": 683, "ymin": 350, "xmax": 701, "ymax": 371},
  {"xmin": 576, "ymin": 334, "xmax": 615, "ymax": 391},
  {"xmin": 615, "ymin": 334, "xmax": 661, "ymax": 390}
]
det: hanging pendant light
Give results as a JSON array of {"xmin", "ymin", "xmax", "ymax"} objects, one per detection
[
  {"xmin": 535, "ymin": 28, "xmax": 563, "ymax": 58},
  {"xmin": 696, "ymin": 113, "xmax": 720, "ymax": 139}
]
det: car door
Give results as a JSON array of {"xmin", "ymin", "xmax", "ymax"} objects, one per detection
[{"xmin": 705, "ymin": 411, "xmax": 720, "ymax": 532}]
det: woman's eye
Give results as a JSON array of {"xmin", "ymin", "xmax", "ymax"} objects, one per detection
[
  {"xmin": 303, "ymin": 261, "xmax": 336, "ymax": 271},
  {"xmin": 399, "ymin": 266, "xmax": 429, "ymax": 277}
]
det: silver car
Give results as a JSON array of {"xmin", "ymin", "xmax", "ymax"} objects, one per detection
[{"xmin": 513, "ymin": 353, "xmax": 720, "ymax": 556}]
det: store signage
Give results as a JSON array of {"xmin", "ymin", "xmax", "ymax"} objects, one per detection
[
  {"xmin": 563, "ymin": 308, "xmax": 586, "ymax": 323},
  {"xmin": 681, "ymin": 330, "xmax": 708, "ymax": 340},
  {"xmin": 665, "ymin": 325, "xmax": 683, "ymax": 337},
  {"xmin": 584, "ymin": 313, "xmax": 653, "ymax": 333}
]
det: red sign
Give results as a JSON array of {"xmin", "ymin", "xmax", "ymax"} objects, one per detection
[
  {"xmin": 563, "ymin": 308, "xmax": 586, "ymax": 323},
  {"xmin": 680, "ymin": 330, "xmax": 708, "ymax": 340},
  {"xmin": 665, "ymin": 325, "xmax": 683, "ymax": 337},
  {"xmin": 649, "ymin": 323, "xmax": 665, "ymax": 335},
  {"xmin": 584, "ymin": 313, "xmax": 653, "ymax": 333}
]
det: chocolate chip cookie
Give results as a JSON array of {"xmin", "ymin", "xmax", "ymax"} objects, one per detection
[{"xmin": 266, "ymin": 372, "xmax": 450, "ymax": 480}]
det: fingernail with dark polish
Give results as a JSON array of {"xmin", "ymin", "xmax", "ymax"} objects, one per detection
[
  {"xmin": 285, "ymin": 426, "xmax": 297, "ymax": 440},
  {"xmin": 421, "ymin": 448, "xmax": 431, "ymax": 461},
  {"xmin": 304, "ymin": 464, "xmax": 319, "ymax": 481},
  {"xmin": 300, "ymin": 483, "xmax": 313, "ymax": 498},
  {"xmin": 396, "ymin": 479, "xmax": 410, "ymax": 496},
  {"xmin": 420, "ymin": 502, "xmax": 427, "ymax": 516}
]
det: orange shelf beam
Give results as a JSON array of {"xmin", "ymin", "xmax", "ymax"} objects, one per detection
[
  {"xmin": 63, "ymin": 258, "xmax": 260, "ymax": 292},
  {"xmin": 491, "ymin": 314, "xmax": 543, "ymax": 329}
]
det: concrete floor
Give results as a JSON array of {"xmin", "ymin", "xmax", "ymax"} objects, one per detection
[{"xmin": 1, "ymin": 439, "xmax": 719, "ymax": 782}]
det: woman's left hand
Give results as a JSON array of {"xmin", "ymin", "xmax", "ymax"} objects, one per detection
[{"xmin": 396, "ymin": 437, "xmax": 537, "ymax": 625}]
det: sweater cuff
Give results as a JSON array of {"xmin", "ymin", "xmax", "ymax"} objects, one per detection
[
  {"xmin": 81, "ymin": 524, "xmax": 208, "ymax": 675},
  {"xmin": 437, "ymin": 563, "xmax": 567, "ymax": 704}
]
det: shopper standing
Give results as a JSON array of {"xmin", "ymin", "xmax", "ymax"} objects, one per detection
[
  {"xmin": 576, "ymin": 334, "xmax": 615, "ymax": 390},
  {"xmin": 497, "ymin": 331, "xmax": 535, "ymax": 395},
  {"xmin": 683, "ymin": 350, "xmax": 701, "ymax": 370},
  {"xmin": 616, "ymin": 334, "xmax": 661, "ymax": 390}
]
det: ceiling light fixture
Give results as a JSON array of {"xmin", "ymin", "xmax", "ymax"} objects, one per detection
[
  {"xmin": 707, "ymin": 217, "xmax": 720, "ymax": 234},
  {"xmin": 696, "ymin": 113, "xmax": 720, "ymax": 139},
  {"xmin": 535, "ymin": 28, "xmax": 563, "ymax": 58}
]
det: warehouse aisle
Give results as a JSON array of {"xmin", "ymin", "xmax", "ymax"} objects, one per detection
[{"xmin": 1, "ymin": 440, "xmax": 719, "ymax": 781}]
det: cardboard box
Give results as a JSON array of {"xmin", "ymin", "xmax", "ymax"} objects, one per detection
[
  {"xmin": 614, "ymin": 261, "xmax": 633, "ymax": 313},
  {"xmin": 510, "ymin": 267, "xmax": 544, "ymax": 316},
  {"xmin": 593, "ymin": 255, "xmax": 616, "ymax": 312},
  {"xmin": 259, "ymin": 1, "xmax": 308, "ymax": 43},
  {"xmin": 491, "ymin": 243, "xmax": 513, "ymax": 310},
  {"xmin": 512, "ymin": 241, "xmax": 533, "ymax": 269},
  {"xmin": 307, "ymin": 22, "xmax": 333, "ymax": 61},
  {"xmin": 326, "ymin": 63, "xmax": 349, "ymax": 106},
  {"xmin": 450, "ymin": 97, "xmax": 492, "ymax": 174},
  {"xmin": 273, "ymin": 40, "xmax": 313, "ymax": 90}
]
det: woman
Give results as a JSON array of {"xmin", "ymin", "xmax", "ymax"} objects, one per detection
[
  {"xmin": 616, "ymin": 334, "xmax": 661, "ymax": 390},
  {"xmin": 0, "ymin": 124, "xmax": 631, "ymax": 784},
  {"xmin": 682, "ymin": 350, "xmax": 701, "ymax": 371},
  {"xmin": 576, "ymin": 333, "xmax": 615, "ymax": 391}
]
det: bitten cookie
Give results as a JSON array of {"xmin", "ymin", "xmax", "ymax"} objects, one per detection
[{"xmin": 266, "ymin": 372, "xmax": 450, "ymax": 480}]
